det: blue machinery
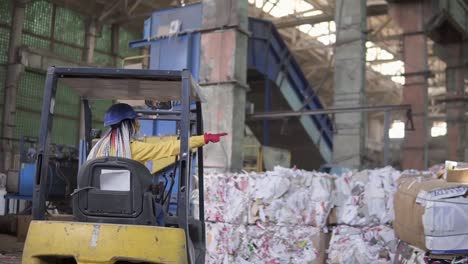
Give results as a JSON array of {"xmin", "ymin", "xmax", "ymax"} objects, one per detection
[
  {"xmin": 128, "ymin": 4, "xmax": 335, "ymax": 211},
  {"xmin": 130, "ymin": 3, "xmax": 334, "ymax": 163},
  {"xmin": 5, "ymin": 137, "xmax": 78, "ymax": 213}
]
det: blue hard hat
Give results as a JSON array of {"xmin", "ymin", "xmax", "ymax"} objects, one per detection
[{"xmin": 104, "ymin": 103, "xmax": 137, "ymax": 126}]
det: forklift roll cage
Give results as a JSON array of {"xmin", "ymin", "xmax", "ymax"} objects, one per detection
[{"xmin": 32, "ymin": 66, "xmax": 206, "ymax": 263}]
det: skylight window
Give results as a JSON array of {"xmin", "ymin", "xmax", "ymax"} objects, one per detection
[
  {"xmin": 249, "ymin": 0, "xmax": 406, "ymax": 85},
  {"xmin": 366, "ymin": 41, "xmax": 405, "ymax": 85},
  {"xmin": 249, "ymin": 0, "xmax": 317, "ymax": 18}
]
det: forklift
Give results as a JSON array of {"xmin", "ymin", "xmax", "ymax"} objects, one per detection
[{"xmin": 22, "ymin": 67, "xmax": 206, "ymax": 264}]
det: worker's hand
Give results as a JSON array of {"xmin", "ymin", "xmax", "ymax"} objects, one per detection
[{"xmin": 204, "ymin": 132, "xmax": 228, "ymax": 143}]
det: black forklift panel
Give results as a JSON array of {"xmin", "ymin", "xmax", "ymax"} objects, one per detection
[{"xmin": 73, "ymin": 157, "xmax": 156, "ymax": 225}]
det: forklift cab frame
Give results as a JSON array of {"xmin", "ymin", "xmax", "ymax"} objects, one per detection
[{"xmin": 31, "ymin": 66, "xmax": 206, "ymax": 263}]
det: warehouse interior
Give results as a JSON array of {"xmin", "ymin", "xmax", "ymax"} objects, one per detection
[{"xmin": 0, "ymin": 0, "xmax": 468, "ymax": 263}]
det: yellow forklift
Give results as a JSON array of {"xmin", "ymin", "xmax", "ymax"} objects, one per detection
[{"xmin": 22, "ymin": 67, "xmax": 206, "ymax": 264}]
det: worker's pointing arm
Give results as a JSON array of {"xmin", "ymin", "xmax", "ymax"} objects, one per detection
[{"xmin": 131, "ymin": 133, "xmax": 227, "ymax": 163}]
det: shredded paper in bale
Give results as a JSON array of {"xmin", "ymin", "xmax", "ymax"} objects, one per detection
[
  {"xmin": 332, "ymin": 167, "xmax": 401, "ymax": 226},
  {"xmin": 249, "ymin": 167, "xmax": 334, "ymax": 227},
  {"xmin": 238, "ymin": 223, "xmax": 329, "ymax": 264},
  {"xmin": 328, "ymin": 225, "xmax": 397, "ymax": 264},
  {"xmin": 205, "ymin": 222, "xmax": 247, "ymax": 264},
  {"xmin": 204, "ymin": 172, "xmax": 250, "ymax": 224}
]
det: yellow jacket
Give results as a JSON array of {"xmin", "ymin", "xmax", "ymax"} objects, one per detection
[{"xmin": 130, "ymin": 135, "xmax": 205, "ymax": 164}]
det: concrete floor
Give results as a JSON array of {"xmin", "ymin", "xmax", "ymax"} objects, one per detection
[{"xmin": 0, "ymin": 234, "xmax": 23, "ymax": 264}]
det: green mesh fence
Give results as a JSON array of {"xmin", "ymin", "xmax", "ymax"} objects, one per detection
[
  {"xmin": 53, "ymin": 43, "xmax": 83, "ymax": 61},
  {"xmin": 94, "ymin": 51, "xmax": 113, "ymax": 66},
  {"xmin": 17, "ymin": 71, "xmax": 45, "ymax": 112},
  {"xmin": 16, "ymin": 71, "xmax": 80, "ymax": 145},
  {"xmin": 22, "ymin": 34, "xmax": 50, "ymax": 50},
  {"xmin": 0, "ymin": 65, "xmax": 5, "ymax": 119},
  {"xmin": 23, "ymin": 0, "xmax": 52, "ymax": 37},
  {"xmin": 55, "ymin": 82, "xmax": 80, "ymax": 117},
  {"xmin": 54, "ymin": 7, "xmax": 85, "ymax": 47},
  {"xmin": 0, "ymin": 0, "xmax": 12, "ymax": 25},
  {"xmin": 91, "ymin": 100, "xmax": 113, "ymax": 131},
  {"xmin": 96, "ymin": 24, "xmax": 111, "ymax": 52},
  {"xmin": 14, "ymin": 110, "xmax": 41, "ymax": 140},
  {"xmin": 0, "ymin": 27, "xmax": 9, "ymax": 64},
  {"xmin": 51, "ymin": 116, "xmax": 78, "ymax": 145},
  {"xmin": 15, "ymin": 71, "xmax": 46, "ymax": 141},
  {"xmin": 119, "ymin": 28, "xmax": 140, "ymax": 58}
]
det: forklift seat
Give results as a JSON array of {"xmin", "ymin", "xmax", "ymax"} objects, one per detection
[{"xmin": 72, "ymin": 156, "xmax": 156, "ymax": 225}]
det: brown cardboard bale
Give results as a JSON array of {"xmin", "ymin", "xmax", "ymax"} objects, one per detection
[
  {"xmin": 16, "ymin": 214, "xmax": 32, "ymax": 242},
  {"xmin": 447, "ymin": 169, "xmax": 468, "ymax": 183},
  {"xmin": 394, "ymin": 177, "xmax": 463, "ymax": 250},
  {"xmin": 314, "ymin": 231, "xmax": 331, "ymax": 264}
]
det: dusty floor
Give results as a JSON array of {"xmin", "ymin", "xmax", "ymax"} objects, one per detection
[{"xmin": 0, "ymin": 234, "xmax": 23, "ymax": 264}]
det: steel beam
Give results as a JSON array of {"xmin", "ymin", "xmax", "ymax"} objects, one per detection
[
  {"xmin": 248, "ymin": 104, "xmax": 411, "ymax": 120},
  {"xmin": 275, "ymin": 3, "xmax": 388, "ymax": 28}
]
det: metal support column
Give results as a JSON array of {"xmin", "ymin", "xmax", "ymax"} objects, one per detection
[
  {"xmin": 383, "ymin": 111, "xmax": 391, "ymax": 166},
  {"xmin": 178, "ymin": 70, "xmax": 192, "ymax": 263},
  {"xmin": 32, "ymin": 68, "xmax": 58, "ymax": 220},
  {"xmin": 263, "ymin": 79, "xmax": 271, "ymax": 146},
  {"xmin": 1, "ymin": 0, "xmax": 25, "ymax": 172},
  {"xmin": 434, "ymin": 42, "xmax": 467, "ymax": 161}
]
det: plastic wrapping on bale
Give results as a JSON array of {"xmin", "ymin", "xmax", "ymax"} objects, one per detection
[
  {"xmin": 239, "ymin": 223, "xmax": 328, "ymax": 264},
  {"xmin": 249, "ymin": 167, "xmax": 334, "ymax": 227},
  {"xmin": 328, "ymin": 225, "xmax": 397, "ymax": 264},
  {"xmin": 204, "ymin": 172, "xmax": 250, "ymax": 224},
  {"xmin": 332, "ymin": 167, "xmax": 402, "ymax": 226}
]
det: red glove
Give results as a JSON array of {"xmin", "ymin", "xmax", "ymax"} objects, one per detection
[{"xmin": 204, "ymin": 132, "xmax": 228, "ymax": 143}]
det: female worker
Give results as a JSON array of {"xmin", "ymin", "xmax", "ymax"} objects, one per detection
[
  {"xmin": 87, "ymin": 103, "xmax": 227, "ymax": 226},
  {"xmin": 87, "ymin": 103, "xmax": 227, "ymax": 161}
]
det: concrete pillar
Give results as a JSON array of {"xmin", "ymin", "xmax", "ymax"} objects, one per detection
[
  {"xmin": 199, "ymin": 0, "xmax": 248, "ymax": 172},
  {"xmin": 389, "ymin": 2, "xmax": 430, "ymax": 170},
  {"xmin": 332, "ymin": 0, "xmax": 366, "ymax": 169},
  {"xmin": 1, "ymin": 1, "xmax": 25, "ymax": 172},
  {"xmin": 83, "ymin": 19, "xmax": 97, "ymax": 64},
  {"xmin": 437, "ymin": 43, "xmax": 466, "ymax": 161}
]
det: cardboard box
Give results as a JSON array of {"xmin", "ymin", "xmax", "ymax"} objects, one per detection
[
  {"xmin": 447, "ymin": 169, "xmax": 468, "ymax": 183},
  {"xmin": 16, "ymin": 214, "xmax": 32, "ymax": 242},
  {"xmin": 394, "ymin": 176, "xmax": 468, "ymax": 252}
]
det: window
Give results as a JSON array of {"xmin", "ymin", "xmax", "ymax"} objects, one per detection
[
  {"xmin": 431, "ymin": 122, "xmax": 447, "ymax": 137},
  {"xmin": 389, "ymin": 120, "xmax": 405, "ymax": 139}
]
